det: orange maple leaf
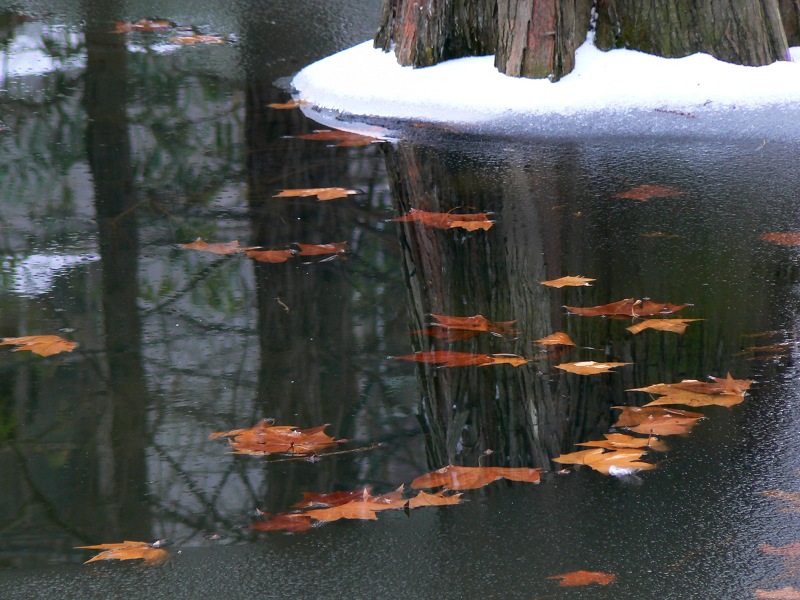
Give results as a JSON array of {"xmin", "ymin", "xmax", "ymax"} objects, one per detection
[
  {"xmin": 1, "ymin": 335, "xmax": 76, "ymax": 357},
  {"xmin": 548, "ymin": 570, "xmax": 616, "ymax": 586},
  {"xmin": 75, "ymin": 540, "xmax": 169, "ymax": 565}
]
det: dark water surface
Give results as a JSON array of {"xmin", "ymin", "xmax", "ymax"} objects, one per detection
[{"xmin": 2, "ymin": 2, "xmax": 800, "ymax": 599}]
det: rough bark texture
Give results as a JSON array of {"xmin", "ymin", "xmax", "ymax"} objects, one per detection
[
  {"xmin": 595, "ymin": 0, "xmax": 790, "ymax": 65},
  {"xmin": 376, "ymin": 0, "xmax": 793, "ymax": 80},
  {"xmin": 779, "ymin": 0, "xmax": 800, "ymax": 44}
]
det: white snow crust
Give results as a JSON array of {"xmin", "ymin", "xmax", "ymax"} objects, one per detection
[{"xmin": 292, "ymin": 36, "xmax": 800, "ymax": 138}]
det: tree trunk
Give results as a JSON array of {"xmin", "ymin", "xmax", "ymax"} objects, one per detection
[
  {"xmin": 595, "ymin": 0, "xmax": 789, "ymax": 65},
  {"xmin": 375, "ymin": 0, "xmax": 792, "ymax": 80}
]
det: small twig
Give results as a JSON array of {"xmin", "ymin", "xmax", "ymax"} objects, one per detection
[{"xmin": 276, "ymin": 297, "xmax": 290, "ymax": 313}]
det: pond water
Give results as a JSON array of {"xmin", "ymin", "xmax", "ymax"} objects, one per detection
[{"xmin": 2, "ymin": 2, "xmax": 800, "ymax": 599}]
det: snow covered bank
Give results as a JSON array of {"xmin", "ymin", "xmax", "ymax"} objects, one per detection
[{"xmin": 291, "ymin": 37, "xmax": 800, "ymax": 139}]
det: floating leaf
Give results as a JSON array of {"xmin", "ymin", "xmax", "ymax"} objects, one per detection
[
  {"xmin": 179, "ymin": 238, "xmax": 246, "ymax": 255},
  {"xmin": 170, "ymin": 33, "xmax": 225, "ymax": 45},
  {"xmin": 210, "ymin": 420, "xmax": 346, "ymax": 456},
  {"xmin": 629, "ymin": 374, "xmax": 752, "ymax": 408},
  {"xmin": 761, "ymin": 490, "xmax": 800, "ymax": 511},
  {"xmin": 613, "ymin": 405, "xmax": 704, "ymax": 436},
  {"xmin": 299, "ymin": 489, "xmax": 407, "ymax": 522},
  {"xmin": 548, "ymin": 570, "xmax": 617, "ymax": 586},
  {"xmin": 483, "ymin": 354, "xmax": 529, "ymax": 367},
  {"xmin": 411, "ymin": 465, "xmax": 541, "ymax": 490},
  {"xmin": 577, "ymin": 433, "xmax": 668, "ymax": 452},
  {"xmin": 249, "ymin": 513, "xmax": 314, "ymax": 532},
  {"xmin": 394, "ymin": 350, "xmax": 493, "ymax": 367},
  {"xmin": 295, "ymin": 129, "xmax": 382, "ymax": 147},
  {"xmin": 614, "ymin": 184, "xmax": 682, "ymax": 201},
  {"xmin": 267, "ymin": 99, "xmax": 304, "ymax": 110},
  {"xmin": 274, "ymin": 188, "xmax": 359, "ymax": 201},
  {"xmin": 535, "ymin": 332, "xmax": 576, "ymax": 346},
  {"xmin": 755, "ymin": 587, "xmax": 800, "ymax": 599},
  {"xmin": 112, "ymin": 19, "xmax": 172, "ymax": 33},
  {"xmin": 566, "ymin": 298, "xmax": 688, "ymax": 318},
  {"xmin": 295, "ymin": 242, "xmax": 348, "ymax": 256},
  {"xmin": 430, "ymin": 314, "xmax": 518, "ymax": 336},
  {"xmin": 540, "ymin": 276, "xmax": 595, "ymax": 288},
  {"xmin": 392, "ymin": 208, "xmax": 494, "ymax": 231},
  {"xmin": 292, "ymin": 488, "xmax": 377, "ymax": 509},
  {"xmin": 626, "ymin": 318, "xmax": 702, "ymax": 334},
  {"xmin": 552, "ymin": 448, "xmax": 656, "ymax": 476},
  {"xmin": 407, "ymin": 490, "xmax": 463, "ymax": 508},
  {"xmin": 245, "ymin": 249, "xmax": 295, "ymax": 263},
  {"xmin": 555, "ymin": 361, "xmax": 631, "ymax": 375},
  {"xmin": 761, "ymin": 543, "xmax": 800, "ymax": 557},
  {"xmin": 75, "ymin": 541, "xmax": 169, "ymax": 565},
  {"xmin": 1, "ymin": 335, "xmax": 76, "ymax": 357},
  {"xmin": 761, "ymin": 232, "xmax": 800, "ymax": 246}
]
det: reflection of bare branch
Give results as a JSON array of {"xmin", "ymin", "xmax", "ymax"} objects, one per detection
[{"xmin": 140, "ymin": 257, "xmax": 231, "ymax": 315}]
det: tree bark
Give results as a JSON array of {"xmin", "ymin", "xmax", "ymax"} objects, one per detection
[
  {"xmin": 595, "ymin": 0, "xmax": 790, "ymax": 65},
  {"xmin": 375, "ymin": 0, "xmax": 792, "ymax": 80}
]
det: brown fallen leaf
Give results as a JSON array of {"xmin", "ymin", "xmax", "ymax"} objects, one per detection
[
  {"xmin": 552, "ymin": 448, "xmax": 656, "ymax": 476},
  {"xmin": 75, "ymin": 540, "xmax": 169, "ymax": 565},
  {"xmin": 394, "ymin": 350, "xmax": 494, "ymax": 367},
  {"xmin": 540, "ymin": 276, "xmax": 595, "ymax": 288},
  {"xmin": 555, "ymin": 361, "xmax": 631, "ymax": 375},
  {"xmin": 179, "ymin": 238, "xmax": 246, "ymax": 255},
  {"xmin": 112, "ymin": 19, "xmax": 172, "ymax": 33},
  {"xmin": 535, "ymin": 332, "xmax": 576, "ymax": 346},
  {"xmin": 292, "ymin": 488, "xmax": 376, "ymax": 509},
  {"xmin": 411, "ymin": 465, "xmax": 541, "ymax": 490},
  {"xmin": 761, "ymin": 232, "xmax": 800, "ymax": 247},
  {"xmin": 301, "ymin": 491, "xmax": 407, "ymax": 522},
  {"xmin": 577, "ymin": 432, "xmax": 668, "ymax": 452},
  {"xmin": 393, "ymin": 208, "xmax": 494, "ymax": 231},
  {"xmin": 170, "ymin": 33, "xmax": 225, "ymax": 45},
  {"xmin": 245, "ymin": 249, "xmax": 295, "ymax": 263},
  {"xmin": 614, "ymin": 184, "xmax": 682, "ymax": 201},
  {"xmin": 613, "ymin": 405, "xmax": 704, "ymax": 436},
  {"xmin": 482, "ymin": 354, "xmax": 530, "ymax": 367},
  {"xmin": 761, "ymin": 543, "xmax": 800, "ymax": 557},
  {"xmin": 629, "ymin": 374, "xmax": 752, "ymax": 408},
  {"xmin": 1, "ymin": 335, "xmax": 77, "ymax": 357},
  {"xmin": 210, "ymin": 420, "xmax": 346, "ymax": 455},
  {"xmin": 761, "ymin": 490, "xmax": 800, "ymax": 511},
  {"xmin": 274, "ymin": 188, "xmax": 359, "ymax": 201},
  {"xmin": 249, "ymin": 513, "xmax": 314, "ymax": 532},
  {"xmin": 267, "ymin": 99, "xmax": 304, "ymax": 110},
  {"xmin": 407, "ymin": 490, "xmax": 463, "ymax": 508},
  {"xmin": 548, "ymin": 570, "xmax": 617, "ymax": 586},
  {"xmin": 295, "ymin": 242, "xmax": 348, "ymax": 256},
  {"xmin": 295, "ymin": 129, "xmax": 382, "ymax": 147},
  {"xmin": 566, "ymin": 298, "xmax": 689, "ymax": 318},
  {"xmin": 755, "ymin": 587, "xmax": 800, "ymax": 599},
  {"xmin": 430, "ymin": 314, "xmax": 518, "ymax": 336},
  {"xmin": 626, "ymin": 318, "xmax": 702, "ymax": 334}
]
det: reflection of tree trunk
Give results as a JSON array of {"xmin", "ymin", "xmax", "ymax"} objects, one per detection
[
  {"xmin": 84, "ymin": 22, "xmax": 151, "ymax": 541},
  {"xmin": 383, "ymin": 141, "xmax": 612, "ymax": 469}
]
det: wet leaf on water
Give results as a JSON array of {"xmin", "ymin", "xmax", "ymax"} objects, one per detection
[
  {"xmin": 392, "ymin": 208, "xmax": 494, "ymax": 231},
  {"xmin": 483, "ymin": 354, "xmax": 530, "ymax": 367},
  {"xmin": 249, "ymin": 513, "xmax": 314, "ymax": 532},
  {"xmin": 411, "ymin": 465, "xmax": 541, "ymax": 490},
  {"xmin": 75, "ymin": 541, "xmax": 169, "ymax": 565},
  {"xmin": 274, "ymin": 188, "xmax": 360, "ymax": 201},
  {"xmin": 565, "ymin": 298, "xmax": 689, "ymax": 318},
  {"xmin": 613, "ymin": 405, "xmax": 704, "ymax": 436},
  {"xmin": 1, "ymin": 335, "xmax": 77, "ymax": 357},
  {"xmin": 210, "ymin": 420, "xmax": 347, "ymax": 456},
  {"xmin": 535, "ymin": 331, "xmax": 576, "ymax": 346},
  {"xmin": 761, "ymin": 490, "xmax": 800, "ymax": 511},
  {"xmin": 295, "ymin": 242, "xmax": 348, "ymax": 256},
  {"xmin": 540, "ymin": 275, "xmax": 595, "ymax": 288},
  {"xmin": 299, "ymin": 489, "xmax": 407, "ymax": 522},
  {"xmin": 292, "ymin": 488, "xmax": 379, "ymax": 509},
  {"xmin": 179, "ymin": 238, "xmax": 246, "ymax": 255},
  {"xmin": 552, "ymin": 447, "xmax": 656, "ymax": 476},
  {"xmin": 170, "ymin": 33, "xmax": 225, "ymax": 45},
  {"xmin": 295, "ymin": 129, "xmax": 382, "ymax": 147},
  {"xmin": 614, "ymin": 184, "xmax": 682, "ymax": 201},
  {"xmin": 245, "ymin": 249, "xmax": 296, "ymax": 263},
  {"xmin": 112, "ymin": 19, "xmax": 173, "ymax": 33},
  {"xmin": 629, "ymin": 374, "xmax": 753, "ymax": 408},
  {"xmin": 407, "ymin": 490, "xmax": 463, "ymax": 508},
  {"xmin": 626, "ymin": 318, "xmax": 702, "ymax": 334},
  {"xmin": 430, "ymin": 313, "xmax": 518, "ymax": 336},
  {"xmin": 761, "ymin": 543, "xmax": 800, "ymax": 557},
  {"xmin": 761, "ymin": 232, "xmax": 800, "ymax": 246},
  {"xmin": 267, "ymin": 99, "xmax": 304, "ymax": 109},
  {"xmin": 394, "ymin": 351, "xmax": 530, "ymax": 368},
  {"xmin": 547, "ymin": 570, "xmax": 617, "ymax": 586},
  {"xmin": 755, "ymin": 587, "xmax": 800, "ymax": 599},
  {"xmin": 555, "ymin": 361, "xmax": 631, "ymax": 375},
  {"xmin": 577, "ymin": 432, "xmax": 668, "ymax": 452}
]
